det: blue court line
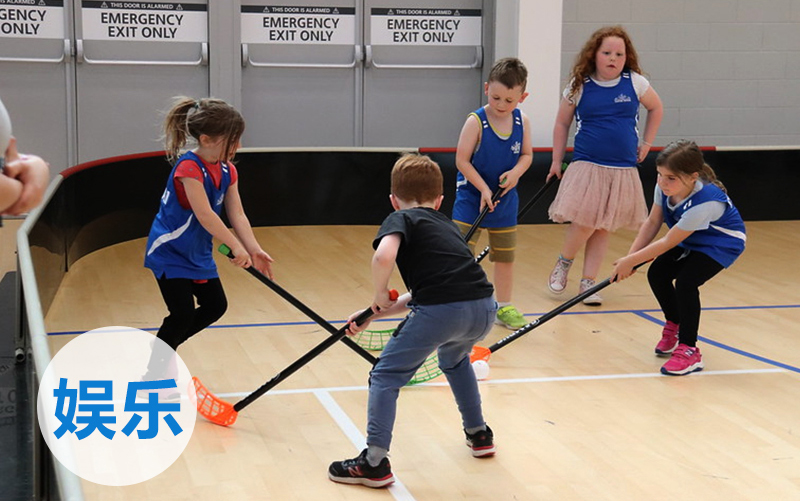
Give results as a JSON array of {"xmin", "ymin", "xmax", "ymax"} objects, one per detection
[
  {"xmin": 47, "ymin": 304, "xmax": 800, "ymax": 373},
  {"xmin": 634, "ymin": 310, "xmax": 800, "ymax": 374}
]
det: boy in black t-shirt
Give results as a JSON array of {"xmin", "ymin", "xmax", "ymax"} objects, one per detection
[{"xmin": 328, "ymin": 154, "xmax": 498, "ymax": 488}]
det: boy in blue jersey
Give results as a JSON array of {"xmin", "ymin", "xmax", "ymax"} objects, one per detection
[
  {"xmin": 612, "ymin": 140, "xmax": 746, "ymax": 376},
  {"xmin": 453, "ymin": 57, "xmax": 533, "ymax": 330}
]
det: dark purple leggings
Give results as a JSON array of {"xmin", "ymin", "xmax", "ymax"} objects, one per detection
[{"xmin": 647, "ymin": 247, "xmax": 723, "ymax": 347}]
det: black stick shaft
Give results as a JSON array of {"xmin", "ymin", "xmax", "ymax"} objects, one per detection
[
  {"xmin": 219, "ymin": 245, "xmax": 378, "ymax": 365},
  {"xmin": 488, "ymin": 262, "xmax": 647, "ymax": 353},
  {"xmin": 475, "ymin": 165, "xmax": 565, "ymax": 263},
  {"xmin": 463, "ymin": 188, "xmax": 503, "ymax": 244},
  {"xmin": 233, "ymin": 305, "xmax": 378, "ymax": 412}
]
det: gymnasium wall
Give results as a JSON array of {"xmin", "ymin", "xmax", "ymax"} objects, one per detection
[
  {"xmin": 26, "ymin": 146, "xmax": 800, "ymax": 316},
  {"xmin": 556, "ymin": 0, "xmax": 800, "ymax": 146}
]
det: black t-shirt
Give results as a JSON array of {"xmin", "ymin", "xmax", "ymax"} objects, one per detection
[{"xmin": 373, "ymin": 207, "xmax": 494, "ymax": 305}]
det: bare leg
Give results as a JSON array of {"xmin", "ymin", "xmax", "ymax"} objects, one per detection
[
  {"xmin": 560, "ymin": 223, "xmax": 595, "ymax": 260},
  {"xmin": 582, "ymin": 229, "xmax": 610, "ymax": 280},
  {"xmin": 493, "ymin": 261, "xmax": 513, "ymax": 303}
]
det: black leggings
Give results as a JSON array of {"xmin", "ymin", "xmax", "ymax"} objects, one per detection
[
  {"xmin": 647, "ymin": 247, "xmax": 724, "ymax": 347},
  {"xmin": 155, "ymin": 276, "xmax": 228, "ymax": 351}
]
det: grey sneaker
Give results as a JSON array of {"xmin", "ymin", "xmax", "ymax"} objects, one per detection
[
  {"xmin": 548, "ymin": 257, "xmax": 572, "ymax": 294},
  {"xmin": 579, "ymin": 278, "xmax": 603, "ymax": 306}
]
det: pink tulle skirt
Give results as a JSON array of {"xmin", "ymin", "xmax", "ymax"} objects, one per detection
[{"xmin": 548, "ymin": 161, "xmax": 648, "ymax": 231}]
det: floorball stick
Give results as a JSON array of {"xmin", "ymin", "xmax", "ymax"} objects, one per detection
[
  {"xmin": 218, "ymin": 244, "xmax": 378, "ymax": 365},
  {"xmin": 463, "ymin": 187, "xmax": 503, "ymax": 244},
  {"xmin": 470, "ymin": 262, "xmax": 648, "ymax": 362},
  {"xmin": 194, "ymin": 290, "xmax": 399, "ymax": 426},
  {"xmin": 475, "ymin": 163, "xmax": 565, "ymax": 263}
]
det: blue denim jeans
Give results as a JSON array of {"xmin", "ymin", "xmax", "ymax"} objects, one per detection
[{"xmin": 366, "ymin": 296, "xmax": 497, "ymax": 450}]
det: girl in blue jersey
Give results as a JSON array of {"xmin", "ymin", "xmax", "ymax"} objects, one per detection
[
  {"xmin": 143, "ymin": 97, "xmax": 273, "ymax": 379},
  {"xmin": 547, "ymin": 26, "xmax": 663, "ymax": 306},
  {"xmin": 453, "ymin": 57, "xmax": 533, "ymax": 330},
  {"xmin": 612, "ymin": 140, "xmax": 746, "ymax": 376}
]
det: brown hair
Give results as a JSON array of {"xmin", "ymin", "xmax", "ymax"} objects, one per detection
[
  {"xmin": 163, "ymin": 96, "xmax": 245, "ymax": 163},
  {"xmin": 487, "ymin": 57, "xmax": 528, "ymax": 91},
  {"xmin": 567, "ymin": 25, "xmax": 643, "ymax": 101},
  {"xmin": 391, "ymin": 153, "xmax": 443, "ymax": 204},
  {"xmin": 656, "ymin": 140, "xmax": 726, "ymax": 192}
]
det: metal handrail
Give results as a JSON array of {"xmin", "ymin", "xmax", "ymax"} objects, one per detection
[
  {"xmin": 17, "ymin": 176, "xmax": 86, "ymax": 501},
  {"xmin": 76, "ymin": 40, "xmax": 208, "ymax": 66},
  {"xmin": 365, "ymin": 44, "xmax": 482, "ymax": 70},
  {"xmin": 0, "ymin": 40, "xmax": 70, "ymax": 64},
  {"xmin": 242, "ymin": 43, "xmax": 361, "ymax": 68}
]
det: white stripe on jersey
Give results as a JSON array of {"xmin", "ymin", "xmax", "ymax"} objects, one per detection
[{"xmin": 146, "ymin": 215, "xmax": 194, "ymax": 256}]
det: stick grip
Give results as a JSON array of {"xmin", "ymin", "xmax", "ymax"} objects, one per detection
[
  {"xmin": 463, "ymin": 188, "xmax": 503, "ymax": 244},
  {"xmin": 232, "ymin": 289, "xmax": 398, "ymax": 412}
]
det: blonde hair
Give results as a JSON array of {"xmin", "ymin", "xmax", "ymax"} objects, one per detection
[
  {"xmin": 567, "ymin": 25, "xmax": 643, "ymax": 101},
  {"xmin": 657, "ymin": 140, "xmax": 727, "ymax": 192},
  {"xmin": 163, "ymin": 96, "xmax": 245, "ymax": 163},
  {"xmin": 391, "ymin": 153, "xmax": 443, "ymax": 204}
]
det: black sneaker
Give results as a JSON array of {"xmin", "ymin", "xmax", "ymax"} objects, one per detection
[
  {"xmin": 328, "ymin": 449, "xmax": 394, "ymax": 488},
  {"xmin": 465, "ymin": 425, "xmax": 496, "ymax": 457}
]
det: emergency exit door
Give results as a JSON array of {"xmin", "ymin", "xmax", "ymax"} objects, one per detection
[
  {"xmin": 363, "ymin": 1, "xmax": 485, "ymax": 147},
  {"xmin": 239, "ymin": 1, "xmax": 491, "ymax": 148},
  {"xmin": 73, "ymin": 0, "xmax": 210, "ymax": 163},
  {"xmin": 0, "ymin": 0, "xmax": 74, "ymax": 172}
]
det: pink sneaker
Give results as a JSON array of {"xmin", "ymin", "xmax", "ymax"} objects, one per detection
[
  {"xmin": 655, "ymin": 321, "xmax": 679, "ymax": 356},
  {"xmin": 661, "ymin": 344, "xmax": 704, "ymax": 376}
]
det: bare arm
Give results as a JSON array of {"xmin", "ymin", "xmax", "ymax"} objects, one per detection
[
  {"xmin": 223, "ymin": 181, "xmax": 274, "ymax": 278},
  {"xmin": 637, "ymin": 86, "xmax": 664, "ymax": 163},
  {"xmin": 1, "ymin": 137, "xmax": 50, "ymax": 215},
  {"xmin": 612, "ymin": 204, "xmax": 692, "ymax": 281},
  {"xmin": 549, "ymin": 97, "xmax": 575, "ymax": 181},
  {"xmin": 346, "ymin": 233, "xmax": 404, "ymax": 334},
  {"xmin": 181, "ymin": 177, "xmax": 252, "ymax": 269}
]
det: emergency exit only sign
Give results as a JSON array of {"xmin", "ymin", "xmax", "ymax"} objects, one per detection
[
  {"xmin": 81, "ymin": 1, "xmax": 207, "ymax": 42},
  {"xmin": 370, "ymin": 7, "xmax": 481, "ymax": 46}
]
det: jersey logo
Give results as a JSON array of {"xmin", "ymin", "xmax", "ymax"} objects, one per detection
[
  {"xmin": 161, "ymin": 188, "xmax": 170, "ymax": 205},
  {"xmin": 215, "ymin": 194, "xmax": 225, "ymax": 207},
  {"xmin": 510, "ymin": 141, "xmax": 521, "ymax": 155},
  {"xmin": 614, "ymin": 93, "xmax": 632, "ymax": 103},
  {"xmin": 683, "ymin": 199, "xmax": 693, "ymax": 211}
]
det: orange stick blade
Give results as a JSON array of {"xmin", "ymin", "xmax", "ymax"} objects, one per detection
[
  {"xmin": 470, "ymin": 346, "xmax": 491, "ymax": 363},
  {"xmin": 193, "ymin": 377, "xmax": 238, "ymax": 426}
]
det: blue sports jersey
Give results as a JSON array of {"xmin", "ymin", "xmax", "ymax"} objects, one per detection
[
  {"xmin": 573, "ymin": 72, "xmax": 640, "ymax": 167},
  {"xmin": 452, "ymin": 107, "xmax": 523, "ymax": 228},
  {"xmin": 144, "ymin": 151, "xmax": 232, "ymax": 279},
  {"xmin": 663, "ymin": 183, "xmax": 746, "ymax": 268}
]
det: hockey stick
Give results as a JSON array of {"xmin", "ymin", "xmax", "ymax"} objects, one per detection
[
  {"xmin": 194, "ymin": 289, "xmax": 398, "ymax": 426},
  {"xmin": 218, "ymin": 244, "xmax": 377, "ymax": 365},
  {"xmin": 463, "ymin": 187, "xmax": 503, "ymax": 244},
  {"xmin": 475, "ymin": 163, "xmax": 566, "ymax": 263},
  {"xmin": 470, "ymin": 261, "xmax": 648, "ymax": 362}
]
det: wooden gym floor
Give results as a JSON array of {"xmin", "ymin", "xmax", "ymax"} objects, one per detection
[{"xmin": 35, "ymin": 221, "xmax": 800, "ymax": 500}]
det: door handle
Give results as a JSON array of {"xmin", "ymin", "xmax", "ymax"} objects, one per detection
[
  {"xmin": 76, "ymin": 40, "xmax": 208, "ymax": 66},
  {"xmin": 241, "ymin": 43, "xmax": 362, "ymax": 69},
  {"xmin": 0, "ymin": 39, "xmax": 70, "ymax": 63},
  {"xmin": 365, "ymin": 45, "xmax": 482, "ymax": 70}
]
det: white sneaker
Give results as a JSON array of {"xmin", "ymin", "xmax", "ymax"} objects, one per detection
[
  {"xmin": 579, "ymin": 278, "xmax": 603, "ymax": 306},
  {"xmin": 548, "ymin": 257, "xmax": 572, "ymax": 294}
]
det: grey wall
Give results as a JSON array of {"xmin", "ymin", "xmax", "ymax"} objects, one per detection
[{"xmin": 560, "ymin": 0, "xmax": 800, "ymax": 146}]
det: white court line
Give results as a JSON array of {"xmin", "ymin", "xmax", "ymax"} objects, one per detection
[
  {"xmin": 313, "ymin": 390, "xmax": 417, "ymax": 501},
  {"xmin": 216, "ymin": 368, "xmax": 786, "ymax": 398}
]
